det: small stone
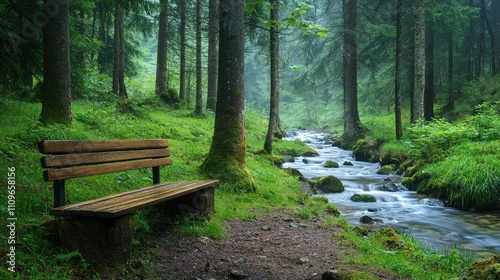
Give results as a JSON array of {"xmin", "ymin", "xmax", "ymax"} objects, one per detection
[
  {"xmin": 261, "ymin": 226, "xmax": 271, "ymax": 231},
  {"xmin": 297, "ymin": 257, "xmax": 310, "ymax": 265},
  {"xmin": 367, "ymin": 208, "xmax": 378, "ymax": 212},
  {"xmin": 283, "ymin": 218, "xmax": 294, "ymax": 222},
  {"xmin": 360, "ymin": 215, "xmax": 374, "ymax": 224},
  {"xmin": 230, "ymin": 270, "xmax": 248, "ymax": 279},
  {"xmin": 290, "ymin": 223, "xmax": 299, "ymax": 228},
  {"xmin": 298, "ymin": 223, "xmax": 308, "ymax": 228},
  {"xmin": 322, "ymin": 270, "xmax": 341, "ymax": 280},
  {"xmin": 343, "ymin": 161, "xmax": 354, "ymax": 166}
]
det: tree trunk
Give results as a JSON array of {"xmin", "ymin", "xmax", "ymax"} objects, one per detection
[
  {"xmin": 206, "ymin": 0, "xmax": 219, "ymax": 111},
  {"xmin": 448, "ymin": 33, "xmax": 454, "ymax": 109},
  {"xmin": 156, "ymin": 0, "xmax": 168, "ymax": 96},
  {"xmin": 179, "ymin": 0, "xmax": 186, "ymax": 102},
  {"xmin": 201, "ymin": 0, "xmax": 255, "ymax": 192},
  {"xmin": 264, "ymin": 0, "xmax": 280, "ymax": 154},
  {"xmin": 424, "ymin": 25, "xmax": 434, "ymax": 121},
  {"xmin": 477, "ymin": 0, "xmax": 485, "ymax": 77},
  {"xmin": 395, "ymin": 0, "xmax": 403, "ymax": 140},
  {"xmin": 97, "ymin": 2, "xmax": 109, "ymax": 73},
  {"xmin": 492, "ymin": 0, "xmax": 500, "ymax": 75},
  {"xmin": 195, "ymin": 0, "xmax": 203, "ymax": 115},
  {"xmin": 412, "ymin": 0, "xmax": 425, "ymax": 123},
  {"xmin": 342, "ymin": 0, "xmax": 363, "ymax": 146},
  {"xmin": 40, "ymin": 0, "xmax": 72, "ymax": 125},
  {"xmin": 113, "ymin": 0, "xmax": 127, "ymax": 98}
]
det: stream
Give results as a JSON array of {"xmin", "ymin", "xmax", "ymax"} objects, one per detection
[{"xmin": 282, "ymin": 130, "xmax": 500, "ymax": 259}]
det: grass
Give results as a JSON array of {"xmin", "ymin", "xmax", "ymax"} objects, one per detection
[{"xmin": 0, "ymin": 98, "xmax": 479, "ymax": 279}]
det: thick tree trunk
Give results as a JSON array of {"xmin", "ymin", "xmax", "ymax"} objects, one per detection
[
  {"xmin": 412, "ymin": 0, "xmax": 425, "ymax": 123},
  {"xmin": 201, "ymin": 0, "xmax": 255, "ymax": 192},
  {"xmin": 156, "ymin": 0, "xmax": 168, "ymax": 96},
  {"xmin": 342, "ymin": 0, "xmax": 363, "ymax": 145},
  {"xmin": 492, "ymin": 0, "xmax": 500, "ymax": 75},
  {"xmin": 195, "ymin": 0, "xmax": 203, "ymax": 115},
  {"xmin": 113, "ymin": 0, "xmax": 127, "ymax": 98},
  {"xmin": 179, "ymin": 0, "xmax": 186, "ymax": 102},
  {"xmin": 40, "ymin": 0, "xmax": 72, "ymax": 125},
  {"xmin": 395, "ymin": 0, "xmax": 403, "ymax": 140},
  {"xmin": 424, "ymin": 25, "xmax": 434, "ymax": 121},
  {"xmin": 207, "ymin": 0, "xmax": 219, "ymax": 111},
  {"xmin": 264, "ymin": 0, "xmax": 280, "ymax": 154}
]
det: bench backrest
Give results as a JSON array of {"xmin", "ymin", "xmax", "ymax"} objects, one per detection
[{"xmin": 39, "ymin": 139, "xmax": 171, "ymax": 207}]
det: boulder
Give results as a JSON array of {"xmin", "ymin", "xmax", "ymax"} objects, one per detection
[
  {"xmin": 350, "ymin": 194, "xmax": 377, "ymax": 202},
  {"xmin": 376, "ymin": 165, "xmax": 395, "ymax": 175},
  {"xmin": 352, "ymin": 139, "xmax": 380, "ymax": 163},
  {"xmin": 323, "ymin": 160, "xmax": 340, "ymax": 168},
  {"xmin": 313, "ymin": 176, "xmax": 345, "ymax": 193}
]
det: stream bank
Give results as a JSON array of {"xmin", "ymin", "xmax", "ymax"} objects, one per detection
[{"xmin": 282, "ymin": 130, "xmax": 500, "ymax": 259}]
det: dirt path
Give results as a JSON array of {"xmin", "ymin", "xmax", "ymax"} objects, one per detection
[{"xmin": 147, "ymin": 210, "xmax": 405, "ymax": 280}]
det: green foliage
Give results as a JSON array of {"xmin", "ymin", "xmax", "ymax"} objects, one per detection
[
  {"xmin": 424, "ymin": 141, "xmax": 500, "ymax": 210},
  {"xmin": 339, "ymin": 226, "xmax": 474, "ymax": 279}
]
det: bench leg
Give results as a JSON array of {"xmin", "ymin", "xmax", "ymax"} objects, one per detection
[
  {"xmin": 57, "ymin": 215, "xmax": 135, "ymax": 267},
  {"xmin": 161, "ymin": 187, "xmax": 215, "ymax": 217}
]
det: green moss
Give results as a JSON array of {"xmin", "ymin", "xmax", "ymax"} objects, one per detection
[
  {"xmin": 467, "ymin": 255, "xmax": 500, "ymax": 280},
  {"xmin": 313, "ymin": 176, "xmax": 345, "ymax": 193},
  {"xmin": 302, "ymin": 148, "xmax": 319, "ymax": 157},
  {"xmin": 350, "ymin": 194, "xmax": 376, "ymax": 202},
  {"xmin": 376, "ymin": 165, "xmax": 395, "ymax": 175},
  {"xmin": 325, "ymin": 204, "xmax": 340, "ymax": 216},
  {"xmin": 323, "ymin": 160, "xmax": 340, "ymax": 168}
]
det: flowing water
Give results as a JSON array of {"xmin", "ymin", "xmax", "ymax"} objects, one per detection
[{"xmin": 282, "ymin": 130, "xmax": 500, "ymax": 259}]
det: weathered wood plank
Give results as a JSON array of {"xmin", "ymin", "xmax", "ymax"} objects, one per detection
[
  {"xmin": 42, "ymin": 148, "xmax": 170, "ymax": 168},
  {"xmin": 43, "ymin": 158, "xmax": 172, "ymax": 181},
  {"xmin": 39, "ymin": 139, "xmax": 169, "ymax": 154},
  {"xmin": 50, "ymin": 180, "xmax": 219, "ymax": 218}
]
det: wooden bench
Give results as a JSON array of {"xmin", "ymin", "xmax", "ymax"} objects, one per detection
[{"xmin": 39, "ymin": 139, "xmax": 218, "ymax": 265}]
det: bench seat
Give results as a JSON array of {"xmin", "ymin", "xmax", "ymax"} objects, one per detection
[{"xmin": 51, "ymin": 180, "xmax": 219, "ymax": 218}]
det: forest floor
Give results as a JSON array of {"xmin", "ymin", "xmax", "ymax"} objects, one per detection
[{"xmin": 144, "ymin": 209, "xmax": 407, "ymax": 280}]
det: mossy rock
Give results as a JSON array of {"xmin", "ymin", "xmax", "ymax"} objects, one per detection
[
  {"xmin": 323, "ymin": 160, "xmax": 340, "ymax": 168},
  {"xmin": 268, "ymin": 155, "xmax": 285, "ymax": 167},
  {"xmin": 285, "ymin": 167, "xmax": 304, "ymax": 178},
  {"xmin": 351, "ymin": 194, "xmax": 376, "ymax": 202},
  {"xmin": 380, "ymin": 228, "xmax": 404, "ymax": 249},
  {"xmin": 353, "ymin": 226, "xmax": 369, "ymax": 236},
  {"xmin": 467, "ymin": 254, "xmax": 500, "ymax": 280},
  {"xmin": 352, "ymin": 139, "xmax": 380, "ymax": 163},
  {"xmin": 325, "ymin": 204, "xmax": 340, "ymax": 216},
  {"xmin": 313, "ymin": 176, "xmax": 345, "ymax": 193},
  {"xmin": 302, "ymin": 148, "xmax": 319, "ymax": 157},
  {"xmin": 311, "ymin": 196, "xmax": 329, "ymax": 204},
  {"xmin": 377, "ymin": 165, "xmax": 395, "ymax": 175}
]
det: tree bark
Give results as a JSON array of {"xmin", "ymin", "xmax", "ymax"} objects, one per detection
[
  {"xmin": 195, "ymin": 0, "xmax": 203, "ymax": 115},
  {"xmin": 395, "ymin": 0, "xmax": 403, "ymax": 140},
  {"xmin": 40, "ymin": 0, "xmax": 72, "ymax": 125},
  {"xmin": 424, "ymin": 25, "xmax": 434, "ymax": 121},
  {"xmin": 155, "ymin": 0, "xmax": 168, "ymax": 96},
  {"xmin": 179, "ymin": 0, "xmax": 186, "ymax": 102},
  {"xmin": 201, "ymin": 0, "xmax": 255, "ymax": 192},
  {"xmin": 412, "ymin": 0, "xmax": 425, "ymax": 123},
  {"xmin": 206, "ymin": 0, "xmax": 219, "ymax": 111},
  {"xmin": 492, "ymin": 0, "xmax": 500, "ymax": 75},
  {"xmin": 448, "ymin": 33, "xmax": 454, "ymax": 109},
  {"xmin": 342, "ymin": 0, "xmax": 363, "ymax": 145},
  {"xmin": 113, "ymin": 0, "xmax": 127, "ymax": 99},
  {"xmin": 264, "ymin": 0, "xmax": 280, "ymax": 154},
  {"xmin": 477, "ymin": 0, "xmax": 485, "ymax": 77}
]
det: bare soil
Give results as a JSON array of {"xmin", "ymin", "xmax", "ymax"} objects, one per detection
[{"xmin": 146, "ymin": 210, "xmax": 406, "ymax": 280}]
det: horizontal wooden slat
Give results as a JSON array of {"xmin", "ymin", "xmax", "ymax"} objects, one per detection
[
  {"xmin": 50, "ymin": 180, "xmax": 219, "ymax": 218},
  {"xmin": 43, "ymin": 158, "xmax": 172, "ymax": 181},
  {"xmin": 41, "ymin": 148, "xmax": 170, "ymax": 168},
  {"xmin": 39, "ymin": 139, "xmax": 169, "ymax": 154}
]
